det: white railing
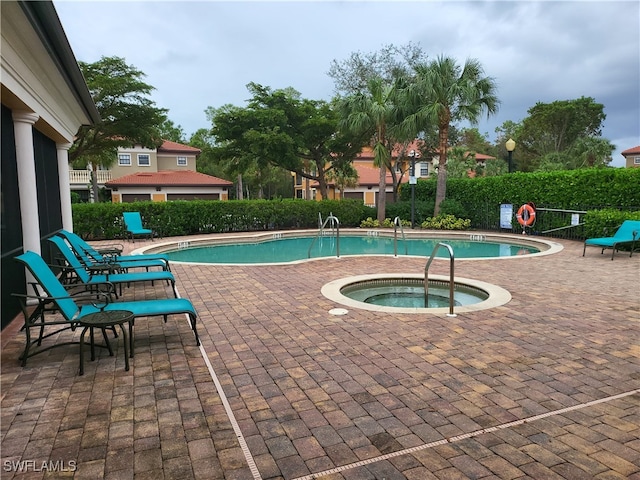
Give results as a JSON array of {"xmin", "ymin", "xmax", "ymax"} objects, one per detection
[{"xmin": 69, "ymin": 170, "xmax": 112, "ymax": 185}]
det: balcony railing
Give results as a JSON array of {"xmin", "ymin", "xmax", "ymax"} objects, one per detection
[{"xmin": 69, "ymin": 170, "xmax": 112, "ymax": 185}]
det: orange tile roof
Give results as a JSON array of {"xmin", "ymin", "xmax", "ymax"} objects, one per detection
[
  {"xmin": 472, "ymin": 153, "xmax": 496, "ymax": 161},
  {"xmin": 106, "ymin": 170, "xmax": 233, "ymax": 187},
  {"xmin": 356, "ymin": 140, "xmax": 423, "ymax": 160},
  {"xmin": 621, "ymin": 145, "xmax": 640, "ymax": 155},
  {"xmin": 158, "ymin": 140, "xmax": 202, "ymax": 155}
]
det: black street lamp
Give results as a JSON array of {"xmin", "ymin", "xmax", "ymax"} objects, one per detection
[
  {"xmin": 409, "ymin": 149, "xmax": 419, "ymax": 228},
  {"xmin": 505, "ymin": 138, "xmax": 516, "ymax": 173}
]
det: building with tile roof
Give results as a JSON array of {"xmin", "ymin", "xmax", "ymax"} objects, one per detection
[
  {"xmin": 106, "ymin": 170, "xmax": 233, "ymax": 202},
  {"xmin": 302, "ymin": 141, "xmax": 495, "ymax": 206},
  {"xmin": 621, "ymin": 146, "xmax": 640, "ymax": 168},
  {"xmin": 71, "ymin": 139, "xmax": 234, "ymax": 202}
]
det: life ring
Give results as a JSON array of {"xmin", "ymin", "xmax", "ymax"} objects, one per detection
[{"xmin": 516, "ymin": 203, "xmax": 536, "ymax": 227}]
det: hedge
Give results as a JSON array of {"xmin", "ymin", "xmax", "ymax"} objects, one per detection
[
  {"xmin": 72, "ymin": 199, "xmax": 376, "ymax": 239},
  {"xmin": 399, "ymin": 168, "xmax": 640, "ymax": 233}
]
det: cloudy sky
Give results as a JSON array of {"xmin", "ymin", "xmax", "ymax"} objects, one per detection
[{"xmin": 54, "ymin": 1, "xmax": 639, "ymax": 167}]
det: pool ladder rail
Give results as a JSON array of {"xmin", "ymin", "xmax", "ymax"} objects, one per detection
[
  {"xmin": 393, "ymin": 216, "xmax": 408, "ymax": 256},
  {"xmin": 308, "ymin": 213, "xmax": 340, "ymax": 258},
  {"xmin": 424, "ymin": 242, "xmax": 457, "ymax": 317}
]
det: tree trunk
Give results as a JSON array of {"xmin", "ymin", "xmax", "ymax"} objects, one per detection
[
  {"xmin": 89, "ymin": 162, "xmax": 99, "ymax": 203},
  {"xmin": 434, "ymin": 122, "xmax": 449, "ymax": 215},
  {"xmin": 316, "ymin": 163, "xmax": 328, "ymax": 200},
  {"xmin": 377, "ymin": 164, "xmax": 386, "ymax": 223},
  {"xmin": 237, "ymin": 174, "xmax": 243, "ymax": 200}
]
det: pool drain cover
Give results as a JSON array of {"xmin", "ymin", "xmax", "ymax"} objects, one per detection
[{"xmin": 329, "ymin": 308, "xmax": 349, "ymax": 316}]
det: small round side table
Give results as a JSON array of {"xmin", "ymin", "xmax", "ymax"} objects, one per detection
[{"xmin": 78, "ymin": 310, "xmax": 133, "ymax": 375}]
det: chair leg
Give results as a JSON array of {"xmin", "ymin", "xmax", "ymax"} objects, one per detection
[{"xmin": 190, "ymin": 314, "xmax": 200, "ymax": 346}]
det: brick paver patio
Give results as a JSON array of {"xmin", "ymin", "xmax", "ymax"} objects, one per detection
[{"xmin": 1, "ymin": 232, "xmax": 638, "ymax": 479}]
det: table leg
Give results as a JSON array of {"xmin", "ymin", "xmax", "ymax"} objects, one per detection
[
  {"xmin": 89, "ymin": 327, "xmax": 95, "ymax": 361},
  {"xmin": 129, "ymin": 321, "xmax": 134, "ymax": 358},
  {"xmin": 120, "ymin": 324, "xmax": 130, "ymax": 371},
  {"xmin": 79, "ymin": 326, "xmax": 89, "ymax": 375},
  {"xmin": 101, "ymin": 328, "xmax": 114, "ymax": 356}
]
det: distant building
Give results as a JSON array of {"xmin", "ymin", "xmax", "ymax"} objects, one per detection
[
  {"xmin": 70, "ymin": 140, "xmax": 234, "ymax": 201},
  {"xmin": 621, "ymin": 146, "xmax": 640, "ymax": 168},
  {"xmin": 299, "ymin": 141, "xmax": 495, "ymax": 205},
  {"xmin": 106, "ymin": 140, "xmax": 232, "ymax": 202}
]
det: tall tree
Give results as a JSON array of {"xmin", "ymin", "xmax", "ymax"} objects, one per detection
[
  {"xmin": 159, "ymin": 119, "xmax": 187, "ymax": 143},
  {"xmin": 457, "ymin": 127, "xmax": 494, "ymax": 155},
  {"xmin": 325, "ymin": 163, "xmax": 359, "ymax": 199},
  {"xmin": 70, "ymin": 56, "xmax": 167, "ymax": 200},
  {"xmin": 518, "ymin": 97, "xmax": 606, "ymax": 157},
  {"xmin": 328, "ymin": 42, "xmax": 428, "ymax": 96},
  {"xmin": 401, "ymin": 56, "xmax": 499, "ymax": 214},
  {"xmin": 338, "ymin": 76, "xmax": 401, "ymax": 223},
  {"xmin": 207, "ymin": 83, "xmax": 365, "ymax": 200},
  {"xmin": 567, "ymin": 136, "xmax": 614, "ymax": 168}
]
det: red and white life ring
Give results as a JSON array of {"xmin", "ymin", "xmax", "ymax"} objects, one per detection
[{"xmin": 516, "ymin": 203, "xmax": 536, "ymax": 227}]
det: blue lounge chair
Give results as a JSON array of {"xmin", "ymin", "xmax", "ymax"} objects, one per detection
[
  {"xmin": 123, "ymin": 211, "xmax": 154, "ymax": 242},
  {"xmin": 583, "ymin": 220, "xmax": 640, "ymax": 260},
  {"xmin": 57, "ymin": 230, "xmax": 170, "ymax": 272},
  {"xmin": 14, "ymin": 251, "xmax": 199, "ymax": 366},
  {"xmin": 49, "ymin": 236, "xmax": 177, "ymax": 297}
]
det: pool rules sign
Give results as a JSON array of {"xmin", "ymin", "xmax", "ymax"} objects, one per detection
[{"xmin": 500, "ymin": 204, "xmax": 513, "ymax": 229}]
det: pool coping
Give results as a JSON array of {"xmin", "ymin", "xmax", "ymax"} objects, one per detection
[
  {"xmin": 133, "ymin": 229, "xmax": 563, "ymax": 266},
  {"xmin": 321, "ymin": 273, "xmax": 513, "ymax": 315}
]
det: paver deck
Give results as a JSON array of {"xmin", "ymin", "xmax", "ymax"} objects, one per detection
[{"xmin": 1, "ymin": 232, "xmax": 638, "ymax": 479}]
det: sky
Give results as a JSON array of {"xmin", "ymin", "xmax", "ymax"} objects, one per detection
[{"xmin": 54, "ymin": 1, "xmax": 639, "ymax": 167}]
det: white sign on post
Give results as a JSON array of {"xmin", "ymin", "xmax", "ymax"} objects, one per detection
[
  {"xmin": 571, "ymin": 213, "xmax": 580, "ymax": 226},
  {"xmin": 500, "ymin": 204, "xmax": 513, "ymax": 229}
]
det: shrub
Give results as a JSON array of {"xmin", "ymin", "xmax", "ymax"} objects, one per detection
[
  {"xmin": 359, "ymin": 217, "xmax": 410, "ymax": 228},
  {"xmin": 421, "ymin": 214, "xmax": 471, "ymax": 230},
  {"xmin": 73, "ymin": 199, "xmax": 376, "ymax": 239}
]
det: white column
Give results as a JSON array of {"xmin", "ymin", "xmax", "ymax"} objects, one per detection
[
  {"xmin": 57, "ymin": 142, "xmax": 74, "ymax": 231},
  {"xmin": 13, "ymin": 111, "xmax": 41, "ymax": 255}
]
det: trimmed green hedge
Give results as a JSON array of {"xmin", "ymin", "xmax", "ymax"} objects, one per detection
[
  {"xmin": 399, "ymin": 168, "xmax": 640, "ymax": 233},
  {"xmin": 73, "ymin": 169, "xmax": 639, "ymax": 240},
  {"xmin": 401, "ymin": 168, "xmax": 639, "ymax": 209},
  {"xmin": 72, "ymin": 199, "xmax": 375, "ymax": 239}
]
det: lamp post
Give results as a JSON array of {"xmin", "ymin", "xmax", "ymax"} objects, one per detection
[
  {"xmin": 409, "ymin": 150, "xmax": 418, "ymax": 228},
  {"xmin": 505, "ymin": 138, "xmax": 516, "ymax": 173}
]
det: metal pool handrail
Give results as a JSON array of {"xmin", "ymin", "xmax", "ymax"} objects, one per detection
[
  {"xmin": 308, "ymin": 214, "xmax": 340, "ymax": 258},
  {"xmin": 393, "ymin": 217, "xmax": 408, "ymax": 256},
  {"xmin": 424, "ymin": 242, "xmax": 456, "ymax": 317}
]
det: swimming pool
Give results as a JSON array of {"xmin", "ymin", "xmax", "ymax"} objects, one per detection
[{"xmin": 153, "ymin": 231, "xmax": 556, "ymax": 265}]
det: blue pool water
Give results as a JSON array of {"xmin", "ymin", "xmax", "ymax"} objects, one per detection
[{"xmin": 164, "ymin": 235, "xmax": 539, "ymax": 264}]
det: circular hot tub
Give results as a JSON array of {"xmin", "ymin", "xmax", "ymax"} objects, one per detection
[{"xmin": 322, "ymin": 274, "xmax": 511, "ymax": 314}]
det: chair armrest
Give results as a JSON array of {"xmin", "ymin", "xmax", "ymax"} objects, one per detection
[{"xmin": 12, "ymin": 291, "xmax": 114, "ymax": 314}]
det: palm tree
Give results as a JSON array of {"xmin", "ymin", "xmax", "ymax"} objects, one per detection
[
  {"xmin": 338, "ymin": 77, "xmax": 400, "ymax": 223},
  {"xmin": 326, "ymin": 163, "xmax": 359, "ymax": 199},
  {"xmin": 402, "ymin": 56, "xmax": 499, "ymax": 214}
]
